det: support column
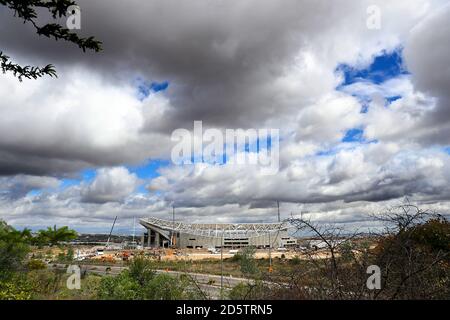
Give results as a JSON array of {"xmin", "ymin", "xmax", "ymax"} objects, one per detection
[
  {"xmin": 155, "ymin": 232, "xmax": 160, "ymax": 248},
  {"xmin": 147, "ymin": 229, "xmax": 151, "ymax": 247}
]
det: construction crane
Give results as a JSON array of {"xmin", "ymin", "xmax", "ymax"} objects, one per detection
[
  {"xmin": 277, "ymin": 200, "xmax": 280, "ymax": 222},
  {"xmin": 105, "ymin": 216, "xmax": 118, "ymax": 249},
  {"xmin": 171, "ymin": 206, "xmax": 176, "ymax": 247}
]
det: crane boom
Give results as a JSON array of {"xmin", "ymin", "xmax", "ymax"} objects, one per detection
[{"xmin": 106, "ymin": 216, "xmax": 118, "ymax": 248}]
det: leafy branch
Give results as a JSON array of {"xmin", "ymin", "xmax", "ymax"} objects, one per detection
[
  {"xmin": 0, "ymin": 0, "xmax": 102, "ymax": 81},
  {"xmin": 1, "ymin": 51, "xmax": 57, "ymax": 80}
]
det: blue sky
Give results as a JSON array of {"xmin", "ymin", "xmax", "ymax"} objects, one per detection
[
  {"xmin": 336, "ymin": 48, "xmax": 409, "ymax": 114},
  {"xmin": 336, "ymin": 49, "xmax": 408, "ymax": 87},
  {"xmin": 136, "ymin": 79, "xmax": 169, "ymax": 101},
  {"xmin": 321, "ymin": 50, "xmax": 407, "ymax": 148},
  {"xmin": 56, "ymin": 160, "xmax": 169, "ymax": 195}
]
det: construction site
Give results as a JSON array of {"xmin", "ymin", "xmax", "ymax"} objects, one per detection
[
  {"xmin": 140, "ymin": 217, "xmax": 298, "ymax": 249},
  {"xmin": 63, "ymin": 214, "xmax": 302, "ymax": 265}
]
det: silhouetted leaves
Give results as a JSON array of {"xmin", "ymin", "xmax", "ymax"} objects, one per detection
[{"xmin": 0, "ymin": 0, "xmax": 102, "ymax": 80}]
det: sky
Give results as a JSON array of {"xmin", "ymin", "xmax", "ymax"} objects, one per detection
[{"xmin": 1, "ymin": 0, "xmax": 450, "ymax": 234}]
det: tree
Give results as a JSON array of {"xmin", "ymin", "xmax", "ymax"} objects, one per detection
[
  {"xmin": 128, "ymin": 256, "xmax": 156, "ymax": 287},
  {"xmin": 372, "ymin": 206, "xmax": 450, "ymax": 299},
  {"xmin": 236, "ymin": 246, "xmax": 259, "ymax": 277},
  {"xmin": 278, "ymin": 217, "xmax": 366, "ymax": 299},
  {"xmin": 266, "ymin": 204, "xmax": 450, "ymax": 300},
  {"xmin": 0, "ymin": 0, "xmax": 102, "ymax": 81},
  {"xmin": 37, "ymin": 225, "xmax": 77, "ymax": 246},
  {"xmin": 0, "ymin": 220, "xmax": 32, "ymax": 275}
]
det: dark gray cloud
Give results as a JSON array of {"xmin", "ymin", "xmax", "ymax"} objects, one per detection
[
  {"xmin": 404, "ymin": 3, "xmax": 450, "ymax": 144},
  {"xmin": 1, "ymin": 0, "xmax": 425, "ymax": 130},
  {"xmin": 0, "ymin": 175, "xmax": 59, "ymax": 200}
]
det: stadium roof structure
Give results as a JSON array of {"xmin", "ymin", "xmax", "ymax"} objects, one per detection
[{"xmin": 139, "ymin": 217, "xmax": 289, "ymax": 238}]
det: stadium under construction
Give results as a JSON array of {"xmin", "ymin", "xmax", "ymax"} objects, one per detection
[{"xmin": 139, "ymin": 217, "xmax": 297, "ymax": 249}]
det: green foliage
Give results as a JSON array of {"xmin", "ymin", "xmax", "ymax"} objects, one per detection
[
  {"xmin": 0, "ymin": 0, "xmax": 102, "ymax": 80},
  {"xmin": 57, "ymin": 252, "xmax": 67, "ymax": 262},
  {"xmin": 410, "ymin": 217, "xmax": 450, "ymax": 253},
  {"xmin": 26, "ymin": 269, "xmax": 63, "ymax": 297},
  {"xmin": 128, "ymin": 256, "xmax": 156, "ymax": 286},
  {"xmin": 37, "ymin": 225, "xmax": 77, "ymax": 246},
  {"xmin": 228, "ymin": 283, "xmax": 248, "ymax": 300},
  {"xmin": 66, "ymin": 247, "xmax": 74, "ymax": 260},
  {"xmin": 97, "ymin": 272, "xmax": 142, "ymax": 300},
  {"xmin": 79, "ymin": 275, "xmax": 102, "ymax": 299},
  {"xmin": 56, "ymin": 246, "xmax": 75, "ymax": 262},
  {"xmin": 376, "ymin": 217, "xmax": 450, "ymax": 260},
  {"xmin": 56, "ymin": 274, "xmax": 102, "ymax": 300},
  {"xmin": 0, "ymin": 273, "xmax": 33, "ymax": 300},
  {"xmin": 143, "ymin": 274, "xmax": 187, "ymax": 300},
  {"xmin": 228, "ymin": 281, "xmax": 267, "ymax": 300},
  {"xmin": 0, "ymin": 220, "xmax": 31, "ymax": 273},
  {"xmin": 236, "ymin": 247, "xmax": 259, "ymax": 277},
  {"xmin": 373, "ymin": 216, "xmax": 450, "ymax": 299},
  {"xmin": 97, "ymin": 257, "xmax": 204, "ymax": 300},
  {"xmin": 290, "ymin": 256, "xmax": 301, "ymax": 265},
  {"xmin": 97, "ymin": 258, "xmax": 155, "ymax": 300},
  {"xmin": 98, "ymin": 271, "xmax": 201, "ymax": 300},
  {"xmin": 30, "ymin": 234, "xmax": 49, "ymax": 247},
  {"xmin": 27, "ymin": 259, "xmax": 47, "ymax": 270},
  {"xmin": 227, "ymin": 253, "xmax": 242, "ymax": 262},
  {"xmin": 2, "ymin": 267, "xmax": 103, "ymax": 300},
  {"xmin": 339, "ymin": 241, "xmax": 356, "ymax": 263}
]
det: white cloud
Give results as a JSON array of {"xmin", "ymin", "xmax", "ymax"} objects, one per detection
[
  {"xmin": 81, "ymin": 167, "xmax": 140, "ymax": 204},
  {"xmin": 0, "ymin": 70, "xmax": 173, "ymax": 176}
]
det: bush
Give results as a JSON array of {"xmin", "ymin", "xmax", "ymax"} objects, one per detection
[
  {"xmin": 80, "ymin": 275, "xmax": 102, "ymax": 299},
  {"xmin": 374, "ymin": 217, "xmax": 450, "ymax": 299},
  {"xmin": 27, "ymin": 259, "xmax": 47, "ymax": 270},
  {"xmin": 143, "ymin": 274, "xmax": 185, "ymax": 300},
  {"xmin": 26, "ymin": 269, "xmax": 63, "ymax": 297},
  {"xmin": 290, "ymin": 256, "xmax": 301, "ymax": 265},
  {"xmin": 97, "ymin": 257, "xmax": 205, "ymax": 300},
  {"xmin": 97, "ymin": 272, "xmax": 142, "ymax": 300},
  {"xmin": 128, "ymin": 256, "xmax": 155, "ymax": 286},
  {"xmin": 0, "ymin": 273, "xmax": 32, "ymax": 300},
  {"xmin": 238, "ymin": 247, "xmax": 259, "ymax": 277},
  {"xmin": 228, "ymin": 281, "xmax": 267, "ymax": 300},
  {"xmin": 56, "ymin": 247, "xmax": 75, "ymax": 263}
]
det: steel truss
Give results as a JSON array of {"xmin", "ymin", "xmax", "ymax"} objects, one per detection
[{"xmin": 139, "ymin": 217, "xmax": 287, "ymax": 239}]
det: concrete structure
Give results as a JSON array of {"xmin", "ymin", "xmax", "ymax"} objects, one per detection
[{"xmin": 140, "ymin": 217, "xmax": 297, "ymax": 249}]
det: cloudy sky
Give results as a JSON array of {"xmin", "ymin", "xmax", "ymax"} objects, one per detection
[{"xmin": 1, "ymin": 0, "xmax": 450, "ymax": 234}]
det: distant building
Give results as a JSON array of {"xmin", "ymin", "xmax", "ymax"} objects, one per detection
[
  {"xmin": 308, "ymin": 239, "xmax": 345, "ymax": 250},
  {"xmin": 140, "ymin": 217, "xmax": 297, "ymax": 249}
]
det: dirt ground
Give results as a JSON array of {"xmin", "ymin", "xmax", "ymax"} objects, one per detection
[
  {"xmin": 161, "ymin": 249, "xmax": 300, "ymax": 261},
  {"xmin": 31, "ymin": 245, "xmax": 336, "ymax": 262}
]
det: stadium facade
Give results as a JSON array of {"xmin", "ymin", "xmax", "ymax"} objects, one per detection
[{"xmin": 139, "ymin": 217, "xmax": 297, "ymax": 249}]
